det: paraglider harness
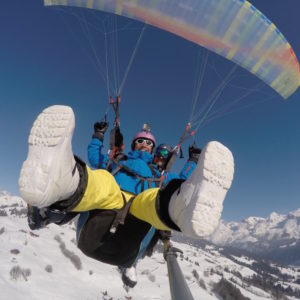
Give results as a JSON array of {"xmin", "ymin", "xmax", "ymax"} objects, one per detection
[
  {"xmin": 101, "ymin": 121, "xmax": 197, "ymax": 266},
  {"xmin": 103, "ymin": 96, "xmax": 162, "ymax": 235},
  {"xmin": 108, "ymin": 156, "xmax": 162, "ymax": 191},
  {"xmin": 104, "ymin": 114, "xmax": 195, "ymax": 234},
  {"xmin": 109, "ymin": 193, "xmax": 135, "ymax": 234}
]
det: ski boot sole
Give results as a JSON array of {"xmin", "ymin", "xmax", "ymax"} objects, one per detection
[
  {"xmin": 170, "ymin": 141, "xmax": 234, "ymax": 238},
  {"xmin": 19, "ymin": 105, "xmax": 76, "ymax": 208}
]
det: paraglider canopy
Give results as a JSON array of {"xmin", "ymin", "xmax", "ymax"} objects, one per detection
[{"xmin": 44, "ymin": 0, "xmax": 300, "ymax": 99}]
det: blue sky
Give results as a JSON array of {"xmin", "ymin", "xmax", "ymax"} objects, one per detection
[{"xmin": 0, "ymin": 0, "xmax": 300, "ymax": 221}]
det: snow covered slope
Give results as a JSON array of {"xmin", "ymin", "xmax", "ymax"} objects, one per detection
[
  {"xmin": 210, "ymin": 209, "xmax": 300, "ymax": 266},
  {"xmin": 1, "ymin": 191, "xmax": 300, "ymax": 300}
]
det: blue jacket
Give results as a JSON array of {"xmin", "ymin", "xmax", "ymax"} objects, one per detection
[
  {"xmin": 88, "ymin": 137, "xmax": 196, "ymax": 194},
  {"xmin": 88, "ymin": 138, "xmax": 160, "ymax": 194}
]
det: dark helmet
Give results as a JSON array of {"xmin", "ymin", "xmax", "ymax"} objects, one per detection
[{"xmin": 154, "ymin": 144, "xmax": 172, "ymax": 159}]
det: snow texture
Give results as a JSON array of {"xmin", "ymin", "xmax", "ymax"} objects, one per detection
[{"xmin": 1, "ymin": 191, "xmax": 300, "ymax": 300}]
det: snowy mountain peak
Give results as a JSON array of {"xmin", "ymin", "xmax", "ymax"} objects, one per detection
[
  {"xmin": 0, "ymin": 188, "xmax": 10, "ymax": 197},
  {"xmin": 289, "ymin": 208, "xmax": 300, "ymax": 218},
  {"xmin": 210, "ymin": 207, "xmax": 300, "ymax": 266},
  {"xmin": 243, "ymin": 216, "xmax": 265, "ymax": 226},
  {"xmin": 268, "ymin": 211, "xmax": 285, "ymax": 223}
]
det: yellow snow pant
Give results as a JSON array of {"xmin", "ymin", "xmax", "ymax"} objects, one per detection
[{"xmin": 72, "ymin": 166, "xmax": 170, "ymax": 231}]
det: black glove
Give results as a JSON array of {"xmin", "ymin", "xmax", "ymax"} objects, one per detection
[
  {"xmin": 188, "ymin": 145, "xmax": 202, "ymax": 163},
  {"xmin": 93, "ymin": 121, "xmax": 109, "ymax": 141}
]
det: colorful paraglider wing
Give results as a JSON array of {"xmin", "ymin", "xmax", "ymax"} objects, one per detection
[{"xmin": 44, "ymin": 0, "xmax": 300, "ymax": 99}]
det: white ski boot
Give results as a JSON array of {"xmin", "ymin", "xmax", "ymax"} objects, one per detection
[
  {"xmin": 168, "ymin": 141, "xmax": 234, "ymax": 239},
  {"xmin": 18, "ymin": 105, "xmax": 79, "ymax": 208}
]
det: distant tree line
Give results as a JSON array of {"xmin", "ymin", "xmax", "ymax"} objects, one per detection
[
  {"xmin": 243, "ymin": 273, "xmax": 299, "ymax": 299},
  {"xmin": 213, "ymin": 278, "xmax": 250, "ymax": 300}
]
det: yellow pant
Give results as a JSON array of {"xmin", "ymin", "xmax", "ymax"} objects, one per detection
[{"xmin": 72, "ymin": 166, "xmax": 170, "ymax": 230}]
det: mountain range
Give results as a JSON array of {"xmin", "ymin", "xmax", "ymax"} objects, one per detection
[{"xmin": 209, "ymin": 209, "xmax": 300, "ymax": 266}]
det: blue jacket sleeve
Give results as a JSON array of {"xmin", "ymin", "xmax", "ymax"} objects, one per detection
[
  {"xmin": 163, "ymin": 160, "xmax": 196, "ymax": 184},
  {"xmin": 87, "ymin": 138, "xmax": 109, "ymax": 169},
  {"xmin": 178, "ymin": 160, "xmax": 196, "ymax": 180}
]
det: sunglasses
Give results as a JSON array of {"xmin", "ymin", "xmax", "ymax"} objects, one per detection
[
  {"xmin": 156, "ymin": 149, "xmax": 170, "ymax": 158},
  {"xmin": 135, "ymin": 138, "xmax": 153, "ymax": 147}
]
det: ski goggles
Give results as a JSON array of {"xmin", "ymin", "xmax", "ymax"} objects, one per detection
[
  {"xmin": 155, "ymin": 149, "xmax": 170, "ymax": 158},
  {"xmin": 135, "ymin": 138, "xmax": 154, "ymax": 147}
]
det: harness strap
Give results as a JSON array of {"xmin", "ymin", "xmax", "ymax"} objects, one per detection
[
  {"xmin": 106, "ymin": 158, "xmax": 113, "ymax": 172},
  {"xmin": 141, "ymin": 180, "xmax": 145, "ymax": 192},
  {"xmin": 109, "ymin": 195, "xmax": 135, "ymax": 234},
  {"xmin": 148, "ymin": 163, "xmax": 157, "ymax": 176},
  {"xmin": 147, "ymin": 178, "xmax": 152, "ymax": 189},
  {"xmin": 107, "ymin": 156, "xmax": 162, "ymax": 196},
  {"xmin": 106, "ymin": 153, "xmax": 127, "ymax": 173},
  {"xmin": 110, "ymin": 164, "xmax": 123, "ymax": 176},
  {"xmin": 109, "ymin": 157, "xmax": 161, "ymax": 187},
  {"xmin": 148, "ymin": 163, "xmax": 161, "ymax": 187}
]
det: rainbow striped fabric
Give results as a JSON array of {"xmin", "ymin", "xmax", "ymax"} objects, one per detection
[{"xmin": 44, "ymin": 0, "xmax": 300, "ymax": 99}]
